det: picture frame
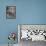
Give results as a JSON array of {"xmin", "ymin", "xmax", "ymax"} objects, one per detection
[{"xmin": 6, "ymin": 6, "xmax": 16, "ymax": 19}]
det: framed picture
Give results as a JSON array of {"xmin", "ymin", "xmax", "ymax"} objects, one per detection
[
  {"xmin": 6, "ymin": 6, "xmax": 16, "ymax": 19},
  {"xmin": 18, "ymin": 24, "xmax": 46, "ymax": 41}
]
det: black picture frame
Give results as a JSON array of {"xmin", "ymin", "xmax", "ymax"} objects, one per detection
[{"xmin": 6, "ymin": 6, "xmax": 16, "ymax": 19}]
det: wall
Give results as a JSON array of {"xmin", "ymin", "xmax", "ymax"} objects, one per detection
[{"xmin": 0, "ymin": 0, "xmax": 46, "ymax": 44}]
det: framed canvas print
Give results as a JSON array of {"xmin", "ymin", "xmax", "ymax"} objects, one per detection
[
  {"xmin": 6, "ymin": 6, "xmax": 16, "ymax": 19},
  {"xmin": 18, "ymin": 24, "xmax": 46, "ymax": 41}
]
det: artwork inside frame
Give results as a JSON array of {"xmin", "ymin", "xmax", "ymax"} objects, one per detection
[
  {"xmin": 18, "ymin": 24, "xmax": 46, "ymax": 42},
  {"xmin": 6, "ymin": 6, "xmax": 16, "ymax": 19}
]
